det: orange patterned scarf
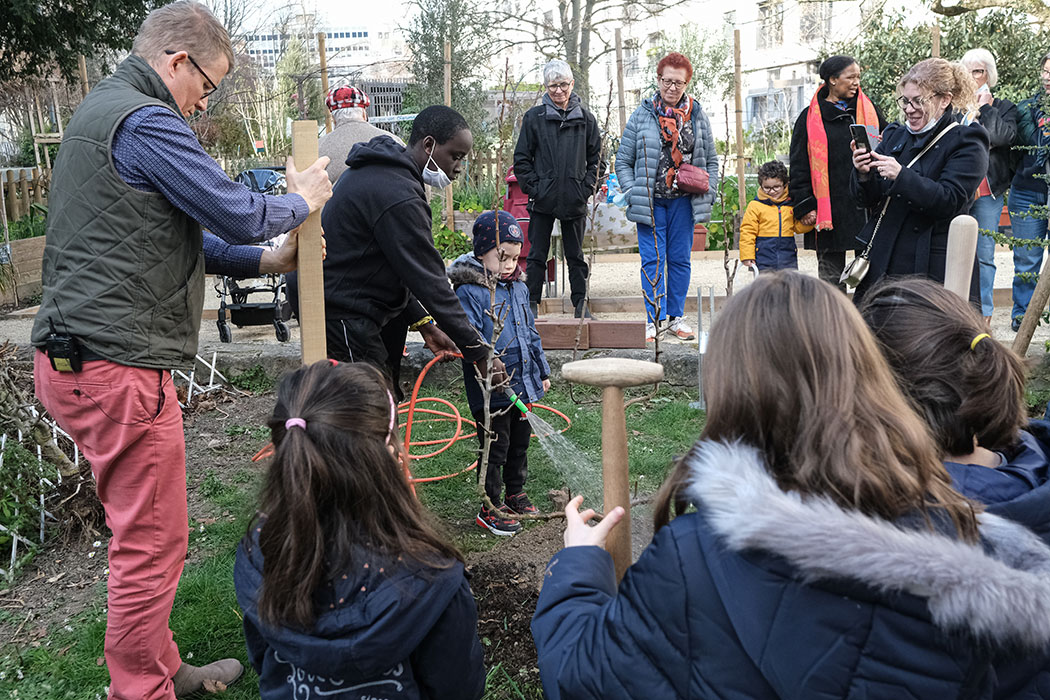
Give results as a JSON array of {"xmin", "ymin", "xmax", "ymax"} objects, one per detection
[{"xmin": 806, "ymin": 86, "xmax": 879, "ymax": 230}]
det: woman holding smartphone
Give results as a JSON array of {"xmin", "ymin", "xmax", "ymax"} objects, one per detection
[
  {"xmin": 850, "ymin": 57, "xmax": 988, "ymax": 302},
  {"xmin": 789, "ymin": 55, "xmax": 886, "ymax": 290}
]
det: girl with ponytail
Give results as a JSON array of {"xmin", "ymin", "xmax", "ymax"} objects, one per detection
[
  {"xmin": 234, "ymin": 360, "xmax": 484, "ymax": 700},
  {"xmin": 860, "ymin": 277, "xmax": 1050, "ymax": 543}
]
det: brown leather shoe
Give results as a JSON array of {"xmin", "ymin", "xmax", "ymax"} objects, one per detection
[{"xmin": 173, "ymin": 658, "xmax": 244, "ymax": 698}]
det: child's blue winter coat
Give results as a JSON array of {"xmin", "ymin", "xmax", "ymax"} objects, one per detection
[
  {"xmin": 447, "ymin": 253, "xmax": 550, "ymax": 414},
  {"xmin": 946, "ymin": 420, "xmax": 1050, "ymax": 546},
  {"xmin": 531, "ymin": 441, "xmax": 1050, "ymax": 700},
  {"xmin": 234, "ymin": 527, "xmax": 485, "ymax": 700}
]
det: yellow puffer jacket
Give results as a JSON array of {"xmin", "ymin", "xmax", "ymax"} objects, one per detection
[{"xmin": 739, "ymin": 188, "xmax": 814, "ymax": 262}]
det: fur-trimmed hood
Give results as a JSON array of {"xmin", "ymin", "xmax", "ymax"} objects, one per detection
[
  {"xmin": 686, "ymin": 440, "xmax": 1050, "ymax": 649},
  {"xmin": 446, "ymin": 252, "xmax": 525, "ymax": 288}
]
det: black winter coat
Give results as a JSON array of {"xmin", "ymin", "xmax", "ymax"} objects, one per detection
[
  {"xmin": 513, "ymin": 94, "xmax": 602, "ymax": 220},
  {"xmin": 289, "ymin": 135, "xmax": 487, "ymax": 362},
  {"xmin": 977, "ymin": 97, "xmax": 1018, "ymax": 197},
  {"xmin": 531, "ymin": 440, "xmax": 1050, "ymax": 700},
  {"xmin": 235, "ymin": 530, "xmax": 485, "ymax": 700},
  {"xmin": 850, "ymin": 112, "xmax": 989, "ymax": 302},
  {"xmin": 789, "ymin": 87, "xmax": 887, "ymax": 253}
]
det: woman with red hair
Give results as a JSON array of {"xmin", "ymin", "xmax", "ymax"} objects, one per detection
[{"xmin": 615, "ymin": 52, "xmax": 718, "ymax": 343}]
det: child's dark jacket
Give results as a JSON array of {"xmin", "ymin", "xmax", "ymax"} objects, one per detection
[
  {"xmin": 447, "ymin": 253, "xmax": 550, "ymax": 414},
  {"xmin": 234, "ymin": 527, "xmax": 485, "ymax": 700},
  {"xmin": 531, "ymin": 441, "xmax": 1050, "ymax": 700},
  {"xmin": 947, "ymin": 420, "xmax": 1050, "ymax": 546}
]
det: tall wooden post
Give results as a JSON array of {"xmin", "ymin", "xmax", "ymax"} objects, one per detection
[
  {"xmin": 931, "ymin": 23, "xmax": 941, "ymax": 58},
  {"xmin": 734, "ymin": 29, "xmax": 746, "ymax": 221},
  {"xmin": 34, "ymin": 93, "xmax": 51, "ymax": 174},
  {"xmin": 443, "ymin": 41, "xmax": 455, "ymax": 232},
  {"xmin": 291, "ymin": 121, "xmax": 327, "ymax": 364},
  {"xmin": 317, "ymin": 33, "xmax": 332, "ymax": 134},
  {"xmin": 49, "ymin": 81, "xmax": 64, "ymax": 137},
  {"xmin": 24, "ymin": 91, "xmax": 41, "ymax": 171},
  {"xmin": 615, "ymin": 29, "xmax": 627, "ymax": 134},
  {"xmin": 78, "ymin": 55, "xmax": 90, "ymax": 99}
]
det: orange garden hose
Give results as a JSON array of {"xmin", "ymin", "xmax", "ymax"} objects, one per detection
[{"xmin": 252, "ymin": 354, "xmax": 572, "ymax": 489}]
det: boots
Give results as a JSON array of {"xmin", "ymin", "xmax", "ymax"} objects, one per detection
[
  {"xmin": 574, "ymin": 300, "xmax": 594, "ymax": 319},
  {"xmin": 173, "ymin": 658, "xmax": 244, "ymax": 698}
]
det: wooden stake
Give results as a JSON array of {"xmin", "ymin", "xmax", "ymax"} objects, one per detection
[
  {"xmin": 24, "ymin": 92, "xmax": 40, "ymax": 171},
  {"xmin": 615, "ymin": 29, "xmax": 627, "ymax": 133},
  {"xmin": 931, "ymin": 23, "xmax": 941, "ymax": 58},
  {"xmin": 944, "ymin": 215, "xmax": 978, "ymax": 300},
  {"xmin": 49, "ymin": 81, "xmax": 64, "ymax": 137},
  {"xmin": 733, "ymin": 29, "xmax": 746, "ymax": 223},
  {"xmin": 33, "ymin": 94, "xmax": 51, "ymax": 174},
  {"xmin": 443, "ymin": 41, "xmax": 455, "ymax": 232},
  {"xmin": 78, "ymin": 55, "xmax": 90, "ymax": 99},
  {"xmin": 291, "ymin": 121, "xmax": 328, "ymax": 364},
  {"xmin": 317, "ymin": 33, "xmax": 332, "ymax": 134}
]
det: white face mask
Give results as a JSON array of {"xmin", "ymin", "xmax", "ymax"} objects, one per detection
[{"xmin": 422, "ymin": 145, "xmax": 452, "ymax": 189}]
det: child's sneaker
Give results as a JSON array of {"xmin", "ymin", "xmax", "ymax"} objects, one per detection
[
  {"xmin": 503, "ymin": 491, "xmax": 539, "ymax": 515},
  {"xmin": 668, "ymin": 317, "xmax": 695, "ymax": 341},
  {"xmin": 476, "ymin": 505, "xmax": 521, "ymax": 536},
  {"xmin": 645, "ymin": 322, "xmax": 657, "ymax": 343}
]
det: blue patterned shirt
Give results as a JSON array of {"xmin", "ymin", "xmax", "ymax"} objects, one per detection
[{"xmin": 112, "ymin": 106, "xmax": 307, "ymax": 276}]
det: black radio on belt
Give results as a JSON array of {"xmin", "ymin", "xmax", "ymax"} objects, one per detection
[{"xmin": 46, "ymin": 320, "xmax": 83, "ymax": 373}]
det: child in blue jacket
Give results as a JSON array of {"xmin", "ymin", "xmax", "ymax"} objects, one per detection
[
  {"xmin": 448, "ymin": 210, "xmax": 551, "ymax": 536},
  {"xmin": 234, "ymin": 361, "xmax": 485, "ymax": 700}
]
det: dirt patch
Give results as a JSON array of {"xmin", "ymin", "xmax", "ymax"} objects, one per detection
[{"xmin": 466, "ymin": 519, "xmax": 564, "ymax": 693}]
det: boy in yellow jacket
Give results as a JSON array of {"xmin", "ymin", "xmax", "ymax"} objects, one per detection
[{"xmin": 740, "ymin": 161, "xmax": 813, "ymax": 271}]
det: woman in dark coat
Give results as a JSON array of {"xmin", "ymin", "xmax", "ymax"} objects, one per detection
[
  {"xmin": 531, "ymin": 272, "xmax": 1050, "ymax": 700},
  {"xmin": 789, "ymin": 55, "xmax": 886, "ymax": 289},
  {"xmin": 850, "ymin": 58, "xmax": 989, "ymax": 302},
  {"xmin": 961, "ymin": 48, "xmax": 1017, "ymax": 324}
]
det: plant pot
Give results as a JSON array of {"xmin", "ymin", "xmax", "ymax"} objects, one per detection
[{"xmin": 691, "ymin": 224, "xmax": 707, "ymax": 252}]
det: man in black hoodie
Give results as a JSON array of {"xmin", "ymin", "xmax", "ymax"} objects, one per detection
[{"xmin": 309, "ymin": 105, "xmax": 502, "ymax": 392}]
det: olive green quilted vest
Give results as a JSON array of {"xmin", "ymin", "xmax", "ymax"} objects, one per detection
[{"xmin": 32, "ymin": 55, "xmax": 204, "ymax": 370}]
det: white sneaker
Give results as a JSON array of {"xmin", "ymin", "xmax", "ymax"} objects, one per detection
[
  {"xmin": 668, "ymin": 317, "xmax": 695, "ymax": 341},
  {"xmin": 645, "ymin": 323, "xmax": 657, "ymax": 342}
]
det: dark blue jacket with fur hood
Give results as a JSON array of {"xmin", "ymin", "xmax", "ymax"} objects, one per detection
[
  {"xmin": 532, "ymin": 441, "xmax": 1050, "ymax": 699},
  {"xmin": 447, "ymin": 253, "xmax": 550, "ymax": 414},
  {"xmin": 234, "ymin": 528, "xmax": 485, "ymax": 700}
]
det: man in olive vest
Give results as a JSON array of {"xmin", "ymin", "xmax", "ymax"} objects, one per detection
[{"xmin": 30, "ymin": 3, "xmax": 331, "ymax": 698}]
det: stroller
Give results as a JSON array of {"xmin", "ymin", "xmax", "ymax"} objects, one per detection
[{"xmin": 214, "ymin": 167, "xmax": 294, "ymax": 343}]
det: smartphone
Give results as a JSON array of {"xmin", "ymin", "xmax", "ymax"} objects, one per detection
[{"xmin": 850, "ymin": 124, "xmax": 873, "ymax": 153}]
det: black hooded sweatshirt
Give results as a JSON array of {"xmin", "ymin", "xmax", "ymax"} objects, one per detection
[{"xmin": 303, "ymin": 135, "xmax": 487, "ymax": 362}]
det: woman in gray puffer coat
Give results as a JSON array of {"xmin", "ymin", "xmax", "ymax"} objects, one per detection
[{"xmin": 615, "ymin": 52, "xmax": 718, "ymax": 342}]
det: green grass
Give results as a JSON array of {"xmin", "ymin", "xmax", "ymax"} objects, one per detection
[{"xmin": 0, "ymin": 384, "xmax": 703, "ymax": 698}]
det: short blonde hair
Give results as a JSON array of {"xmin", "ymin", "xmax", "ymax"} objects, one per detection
[
  {"xmin": 132, "ymin": 1, "xmax": 234, "ymax": 72},
  {"xmin": 898, "ymin": 57, "xmax": 976, "ymax": 117},
  {"xmin": 960, "ymin": 48, "xmax": 998, "ymax": 89}
]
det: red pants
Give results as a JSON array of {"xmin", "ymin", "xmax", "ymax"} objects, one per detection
[{"xmin": 35, "ymin": 352, "xmax": 187, "ymax": 700}]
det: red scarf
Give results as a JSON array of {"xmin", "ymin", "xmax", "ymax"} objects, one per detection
[
  {"xmin": 654, "ymin": 94, "xmax": 694, "ymax": 189},
  {"xmin": 806, "ymin": 87, "xmax": 879, "ymax": 230}
]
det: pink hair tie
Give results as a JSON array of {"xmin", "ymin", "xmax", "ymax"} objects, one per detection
[{"xmin": 285, "ymin": 417, "xmax": 307, "ymax": 431}]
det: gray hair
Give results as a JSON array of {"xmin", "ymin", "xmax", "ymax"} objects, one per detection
[
  {"xmin": 132, "ymin": 1, "xmax": 234, "ymax": 72},
  {"xmin": 332, "ymin": 107, "xmax": 367, "ymax": 127},
  {"xmin": 543, "ymin": 59, "xmax": 573, "ymax": 86},
  {"xmin": 960, "ymin": 48, "xmax": 998, "ymax": 89}
]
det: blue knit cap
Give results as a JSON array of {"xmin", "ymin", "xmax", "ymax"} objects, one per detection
[{"xmin": 472, "ymin": 210, "xmax": 525, "ymax": 257}]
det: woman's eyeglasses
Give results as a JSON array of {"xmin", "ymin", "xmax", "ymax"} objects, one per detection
[
  {"xmin": 896, "ymin": 94, "xmax": 932, "ymax": 111},
  {"xmin": 547, "ymin": 81, "xmax": 572, "ymax": 92},
  {"xmin": 659, "ymin": 77, "xmax": 687, "ymax": 89}
]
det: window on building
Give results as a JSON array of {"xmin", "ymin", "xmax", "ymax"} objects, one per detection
[
  {"xmin": 363, "ymin": 31, "xmax": 368, "ymax": 37},
  {"xmin": 757, "ymin": 0, "xmax": 783, "ymax": 50},
  {"xmin": 624, "ymin": 39, "xmax": 639, "ymax": 76},
  {"xmin": 800, "ymin": 0, "xmax": 831, "ymax": 45}
]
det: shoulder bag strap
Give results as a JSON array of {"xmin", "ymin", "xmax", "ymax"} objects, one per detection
[{"xmin": 860, "ymin": 121, "xmax": 960, "ymax": 257}]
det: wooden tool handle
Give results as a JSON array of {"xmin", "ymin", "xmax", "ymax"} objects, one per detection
[
  {"xmin": 944, "ymin": 214, "xmax": 978, "ymax": 301},
  {"xmin": 291, "ymin": 121, "xmax": 327, "ymax": 365}
]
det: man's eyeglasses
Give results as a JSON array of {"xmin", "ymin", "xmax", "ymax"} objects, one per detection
[
  {"xmin": 896, "ymin": 94, "xmax": 934, "ymax": 111},
  {"xmin": 547, "ymin": 81, "xmax": 572, "ymax": 92},
  {"xmin": 165, "ymin": 50, "xmax": 219, "ymax": 98},
  {"xmin": 659, "ymin": 77, "xmax": 687, "ymax": 89}
]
